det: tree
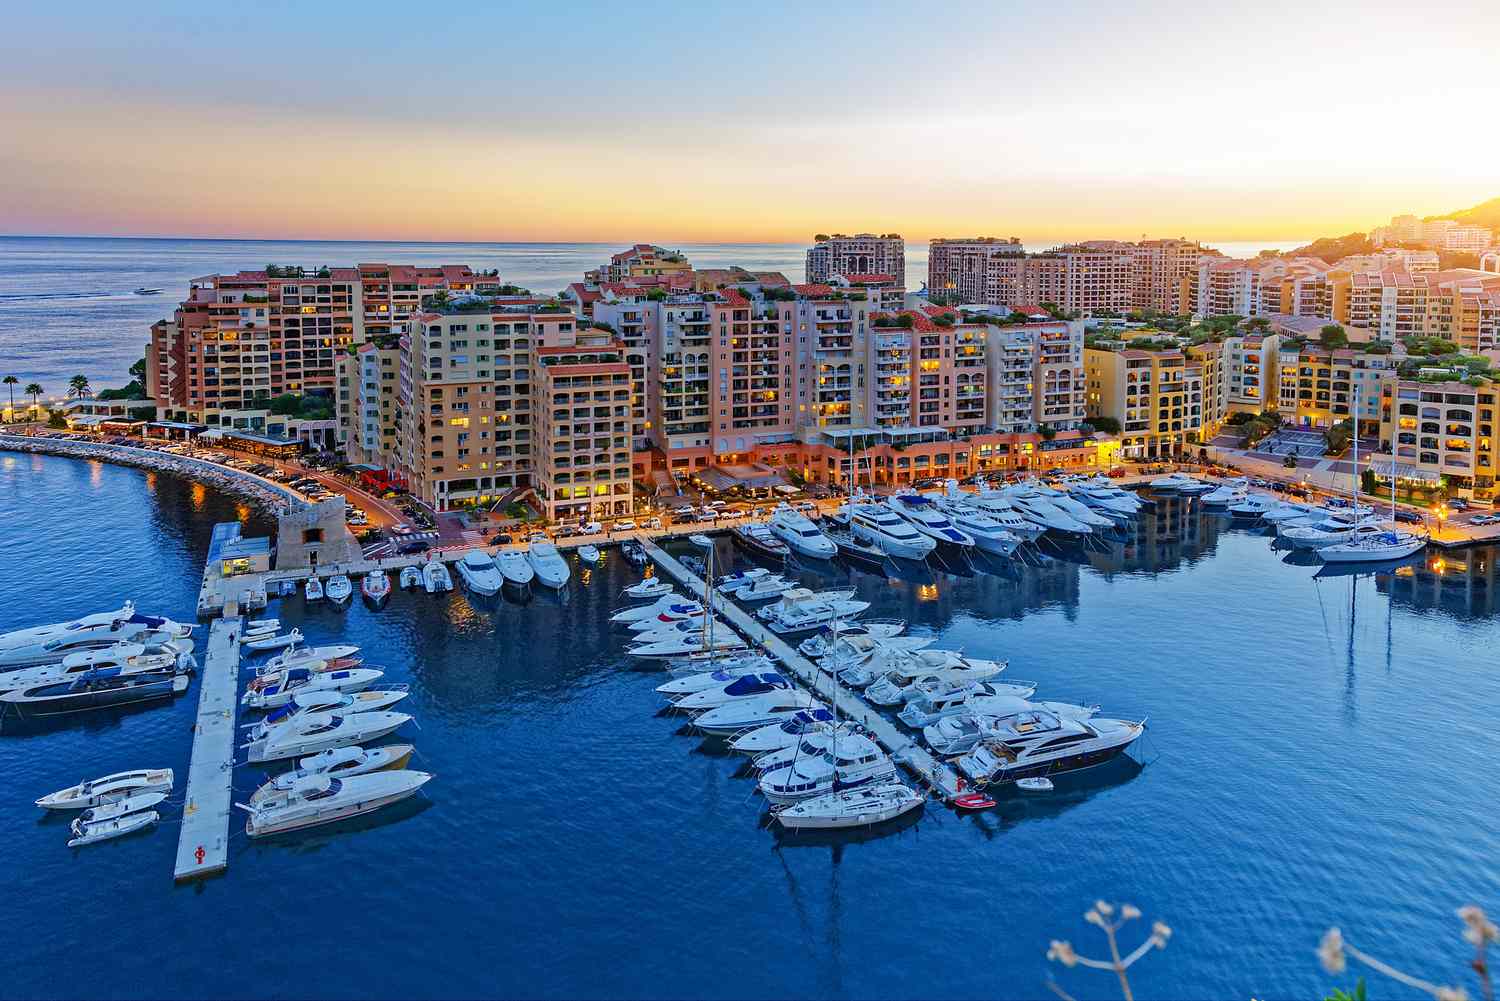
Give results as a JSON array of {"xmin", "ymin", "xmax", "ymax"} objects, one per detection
[
  {"xmin": 268, "ymin": 394, "xmax": 302, "ymax": 416},
  {"xmin": 128, "ymin": 358, "xmax": 146, "ymax": 381},
  {"xmin": 25, "ymin": 383, "xmax": 42, "ymax": 414},
  {"xmin": 47, "ymin": 411, "xmax": 66, "ymax": 429},
  {"xmin": 1038, "ymin": 424, "xmax": 1057, "ymax": 441},
  {"xmin": 1085, "ymin": 416, "xmax": 1121, "ymax": 434},
  {"xmin": 2, "ymin": 375, "xmax": 15, "ymax": 416},
  {"xmin": 1284, "ymin": 453, "xmax": 1299, "ymax": 469},
  {"xmin": 1318, "ymin": 324, "xmax": 1349, "ymax": 349},
  {"xmin": 67, "ymin": 374, "xmax": 91, "ymax": 399}
]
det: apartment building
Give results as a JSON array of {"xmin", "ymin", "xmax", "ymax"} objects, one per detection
[
  {"xmin": 1221, "ymin": 333, "xmax": 1281, "ymax": 411},
  {"xmin": 1274, "ymin": 343, "xmax": 1399, "ymax": 431},
  {"xmin": 1128, "ymin": 238, "xmax": 1209, "ymax": 314},
  {"xmin": 1085, "ymin": 345, "xmax": 1204, "ymax": 457},
  {"xmin": 1196, "ymin": 257, "xmax": 1332, "ymax": 319},
  {"xmin": 145, "ymin": 264, "xmax": 495, "ymax": 431},
  {"xmin": 1378, "ymin": 379, "xmax": 1499, "ymax": 497},
  {"xmin": 926, "ymin": 238, "xmax": 1028, "ymax": 304},
  {"xmin": 585, "ymin": 245, "xmax": 693, "ymax": 284},
  {"xmin": 980, "ymin": 319, "xmax": 1088, "ymax": 433},
  {"xmin": 805, "ymin": 234, "xmax": 905, "ymax": 288},
  {"xmin": 870, "ymin": 311, "xmax": 987, "ymax": 432},
  {"xmin": 1372, "ymin": 215, "xmax": 1493, "ymax": 252},
  {"xmin": 335, "ymin": 338, "xmax": 401, "ymax": 468},
  {"xmin": 830, "ymin": 272, "xmax": 904, "ymax": 313},
  {"xmin": 1186, "ymin": 340, "xmax": 1227, "ymax": 434}
]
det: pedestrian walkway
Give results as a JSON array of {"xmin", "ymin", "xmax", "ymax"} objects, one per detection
[{"xmin": 174, "ymin": 616, "xmax": 241, "ymax": 882}]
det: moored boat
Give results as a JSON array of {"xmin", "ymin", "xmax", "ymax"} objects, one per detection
[
  {"xmin": 774, "ymin": 781, "xmax": 924, "ymax": 829},
  {"xmin": 36, "ymin": 768, "xmax": 174, "ymax": 810},
  {"xmin": 240, "ymin": 770, "xmax": 433, "ymax": 837}
]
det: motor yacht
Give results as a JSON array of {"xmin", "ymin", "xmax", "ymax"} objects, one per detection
[
  {"xmin": 755, "ymin": 588, "xmax": 870, "ymax": 634},
  {"xmin": 0, "ymin": 643, "xmax": 193, "ymax": 694},
  {"xmin": 656, "ymin": 663, "xmax": 780, "ymax": 698},
  {"xmin": 496, "ymin": 550, "xmax": 535, "ymax": 589},
  {"xmin": 422, "ymin": 560, "xmax": 453, "ymax": 593},
  {"xmin": 767, "ymin": 504, "xmax": 837, "ymax": 559},
  {"xmin": 325, "ymin": 575, "xmax": 353, "ymax": 605},
  {"xmin": 1282, "ymin": 517, "xmax": 1387, "ymax": 550},
  {"xmin": 672, "ymin": 672, "xmax": 796, "ymax": 711},
  {"xmin": 956, "ymin": 713, "xmax": 1145, "ymax": 783},
  {"xmin": 757, "ymin": 734, "xmax": 896, "ymax": 805},
  {"xmin": 959, "ymin": 485, "xmax": 1044, "ymax": 542},
  {"xmin": 455, "ymin": 551, "xmax": 505, "ymax": 596},
  {"xmin": 241, "ymin": 666, "xmax": 384, "ymax": 710},
  {"xmin": 750, "ymin": 724, "xmax": 870, "ymax": 772},
  {"xmin": 727, "ymin": 709, "xmax": 839, "ymax": 754},
  {"xmin": 1, "ymin": 667, "xmax": 188, "ymax": 716},
  {"xmin": 525, "ymin": 541, "xmax": 571, "ymax": 589},
  {"xmin": 732, "ymin": 522, "xmax": 791, "ymax": 560},
  {"xmin": 240, "ymin": 770, "xmax": 433, "ymax": 837},
  {"xmin": 995, "ymin": 485, "xmax": 1091, "ymax": 535},
  {"xmin": 578, "ymin": 544, "xmax": 601, "ymax": 564},
  {"xmin": 664, "ymin": 650, "xmax": 774, "ymax": 677},
  {"xmin": 1201, "ymin": 478, "xmax": 1249, "ymax": 506},
  {"xmin": 361, "ymin": 571, "xmax": 391, "ymax": 605},
  {"xmin": 36, "ymin": 768, "xmax": 174, "ymax": 810},
  {"xmin": 244, "ymin": 689, "xmax": 411, "ymax": 739},
  {"xmin": 399, "ymin": 566, "xmax": 423, "ymax": 591},
  {"xmin": 611, "ymin": 597, "xmax": 702, "ymax": 625},
  {"xmin": 628, "ymin": 631, "xmax": 748, "ymax": 659},
  {"xmin": 244, "ymin": 628, "xmax": 302, "ymax": 653},
  {"xmin": 1261, "ymin": 501, "xmax": 1319, "ymax": 524},
  {"xmin": 930, "ymin": 494, "xmax": 1021, "ymax": 556},
  {"xmin": 247, "ymin": 744, "xmax": 416, "ymax": 806},
  {"xmin": 838, "ymin": 499, "xmax": 936, "ymax": 560},
  {"xmin": 730, "ymin": 575, "xmax": 797, "ymax": 602},
  {"xmin": 0, "ymin": 604, "xmax": 192, "ymax": 670},
  {"xmin": 621, "ymin": 578, "xmax": 674, "ymax": 601},
  {"xmin": 774, "ymin": 782, "xmax": 924, "ymax": 830},
  {"xmin": 1148, "ymin": 472, "xmax": 1210, "ymax": 493},
  {"xmin": 1044, "ymin": 491, "xmax": 1117, "ymax": 530},
  {"xmin": 244, "ymin": 710, "xmax": 411, "ymax": 763},
  {"xmin": 1228, "ymin": 495, "xmax": 1280, "ymax": 520},
  {"xmin": 716, "ymin": 568, "xmax": 772, "ymax": 592},
  {"xmin": 886, "ymin": 494, "xmax": 975, "ymax": 550},
  {"xmin": 692, "ymin": 691, "xmax": 824, "ymax": 735},
  {"xmin": 260, "ymin": 644, "xmax": 361, "ymax": 674},
  {"xmin": 797, "ymin": 620, "xmax": 908, "ymax": 659},
  {"xmin": 896, "ymin": 682, "xmax": 1040, "ymax": 728},
  {"xmin": 923, "ymin": 700, "xmax": 1104, "ymax": 755},
  {"xmin": 1064, "ymin": 477, "xmax": 1142, "ymax": 517},
  {"xmin": 863, "ymin": 652, "xmax": 1009, "ymax": 705}
]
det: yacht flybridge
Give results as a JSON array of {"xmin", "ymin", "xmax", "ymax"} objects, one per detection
[
  {"xmin": 836, "ymin": 496, "xmax": 936, "ymax": 559},
  {"xmin": 766, "ymin": 503, "xmax": 837, "ymax": 559},
  {"xmin": 885, "ymin": 494, "xmax": 975, "ymax": 550}
]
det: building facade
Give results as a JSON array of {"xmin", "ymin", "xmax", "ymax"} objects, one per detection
[{"xmin": 805, "ymin": 234, "xmax": 905, "ymax": 288}]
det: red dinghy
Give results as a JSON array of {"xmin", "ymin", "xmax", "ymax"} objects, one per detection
[{"xmin": 953, "ymin": 792, "xmax": 996, "ymax": 810}]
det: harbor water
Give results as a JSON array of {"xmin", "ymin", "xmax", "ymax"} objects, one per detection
[{"xmin": 2, "ymin": 452, "xmax": 1497, "ymax": 999}]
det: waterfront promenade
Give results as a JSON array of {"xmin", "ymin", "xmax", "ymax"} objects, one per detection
[{"xmin": 174, "ymin": 616, "xmax": 241, "ymax": 882}]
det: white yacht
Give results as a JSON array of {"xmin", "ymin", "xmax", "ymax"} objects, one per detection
[
  {"xmin": 1201, "ymin": 478, "xmax": 1249, "ymax": 506},
  {"xmin": 664, "ymin": 650, "xmax": 774, "ymax": 677},
  {"xmin": 755, "ymin": 588, "xmax": 870, "ymax": 634},
  {"xmin": 244, "ymin": 690, "xmax": 411, "ymax": 739},
  {"xmin": 361, "ymin": 571, "xmax": 391, "ymax": 605},
  {"xmin": 727, "ymin": 709, "xmax": 839, "ymax": 754},
  {"xmin": 1282, "ymin": 517, "xmax": 1385, "ymax": 550},
  {"xmin": 960, "ymin": 483, "xmax": 1045, "ymax": 542},
  {"xmin": 0, "ymin": 604, "xmax": 192, "ymax": 670},
  {"xmin": 1228, "ymin": 494, "xmax": 1280, "ymax": 520},
  {"xmin": 247, "ymin": 743, "xmax": 415, "ymax": 806},
  {"xmin": 863, "ymin": 651, "xmax": 1009, "ymax": 706},
  {"xmin": 399, "ymin": 566, "xmax": 423, "ymax": 590},
  {"xmin": 897, "ymin": 682, "xmax": 1041, "ymax": 728},
  {"xmin": 656, "ymin": 663, "xmax": 781, "ymax": 699},
  {"xmin": 956, "ymin": 713, "xmax": 1145, "ymax": 783},
  {"xmin": 325, "ymin": 575, "xmax": 353, "ymax": 605},
  {"xmin": 240, "ymin": 666, "xmax": 385, "ymax": 710},
  {"xmin": 244, "ymin": 710, "xmax": 411, "ymax": 763},
  {"xmin": 838, "ymin": 499, "xmax": 936, "ymax": 559},
  {"xmin": 923, "ymin": 700, "xmax": 1103, "ymax": 755},
  {"xmin": 36, "ymin": 768, "xmax": 174, "ymax": 810},
  {"xmin": 1149, "ymin": 472, "xmax": 1210, "ymax": 493},
  {"xmin": 715, "ymin": 568, "xmax": 772, "ymax": 592},
  {"xmin": 240, "ymin": 770, "xmax": 433, "ymax": 837},
  {"xmin": 672, "ymin": 673, "xmax": 796, "ymax": 712},
  {"xmin": 1045, "ymin": 490, "xmax": 1117, "ymax": 530},
  {"xmin": 261, "ymin": 644, "xmax": 361, "ymax": 674},
  {"xmin": 1064, "ymin": 477, "xmax": 1142, "ymax": 517},
  {"xmin": 774, "ymin": 782, "xmax": 924, "ymax": 830},
  {"xmin": 455, "ymin": 551, "xmax": 505, "ymax": 596},
  {"xmin": 68, "ymin": 809, "xmax": 159, "ymax": 847},
  {"xmin": 767, "ymin": 503, "xmax": 837, "ymax": 559},
  {"xmin": 757, "ymin": 734, "xmax": 896, "ymax": 805},
  {"xmin": 1261, "ymin": 500, "xmax": 1320, "ymax": 524},
  {"xmin": 930, "ymin": 494, "xmax": 1021, "ymax": 556},
  {"xmin": 305, "ymin": 577, "xmax": 324, "ymax": 602},
  {"xmin": 730, "ymin": 575, "xmax": 796, "ymax": 602},
  {"xmin": 798, "ymin": 620, "xmax": 908, "ymax": 659},
  {"xmin": 621, "ymin": 578, "xmax": 675, "ymax": 601},
  {"xmin": 611, "ymin": 597, "xmax": 703, "ymax": 625},
  {"xmin": 422, "ymin": 560, "xmax": 454, "ymax": 593},
  {"xmin": 496, "ymin": 550, "xmax": 534, "ymax": 589},
  {"xmin": 244, "ymin": 628, "xmax": 303, "ymax": 653},
  {"xmin": 525, "ymin": 541, "xmax": 571, "ymax": 589},
  {"xmin": 996, "ymin": 485, "xmax": 1091, "ymax": 535},
  {"xmin": 628, "ymin": 631, "xmax": 747, "ymax": 660},
  {"xmin": 1319, "ymin": 529, "xmax": 1428, "ymax": 563},
  {"xmin": 885, "ymin": 494, "xmax": 975, "ymax": 550},
  {"xmin": 692, "ymin": 691, "xmax": 824, "ymax": 735},
  {"xmin": 0, "ymin": 643, "xmax": 192, "ymax": 694}
]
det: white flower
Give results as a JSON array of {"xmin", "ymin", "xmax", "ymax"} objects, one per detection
[
  {"xmin": 1433, "ymin": 987, "xmax": 1469, "ymax": 1001},
  {"xmin": 1095, "ymin": 900, "xmax": 1115, "ymax": 917},
  {"xmin": 1152, "ymin": 921, "xmax": 1173, "ymax": 949},
  {"xmin": 1085, "ymin": 908, "xmax": 1106, "ymax": 928},
  {"xmin": 1318, "ymin": 928, "xmax": 1346, "ymax": 975},
  {"xmin": 1122, "ymin": 904, "xmax": 1142, "ymax": 921},
  {"xmin": 1048, "ymin": 940, "xmax": 1079, "ymax": 968},
  {"xmin": 1457, "ymin": 905, "xmax": 1498, "ymax": 946}
]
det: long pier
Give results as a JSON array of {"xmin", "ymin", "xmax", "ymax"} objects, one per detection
[
  {"xmin": 640, "ymin": 540, "xmax": 962, "ymax": 801},
  {"xmin": 174, "ymin": 615, "xmax": 241, "ymax": 882}
]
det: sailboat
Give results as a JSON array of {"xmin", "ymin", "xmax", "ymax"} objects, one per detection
[{"xmin": 1319, "ymin": 387, "xmax": 1428, "ymax": 564}]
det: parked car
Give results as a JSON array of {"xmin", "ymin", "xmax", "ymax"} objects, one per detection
[
  {"xmin": 640, "ymin": 517, "xmax": 662, "ymax": 530},
  {"xmin": 1448, "ymin": 498, "xmax": 1470, "ymax": 511},
  {"xmin": 397, "ymin": 541, "xmax": 427, "ymax": 556},
  {"xmin": 1393, "ymin": 508, "xmax": 1424, "ymax": 525},
  {"xmin": 612, "ymin": 519, "xmax": 637, "ymax": 531},
  {"xmin": 1470, "ymin": 513, "xmax": 1500, "ymax": 526},
  {"xmin": 487, "ymin": 532, "xmax": 513, "ymax": 545},
  {"xmin": 579, "ymin": 521, "xmax": 603, "ymax": 535}
]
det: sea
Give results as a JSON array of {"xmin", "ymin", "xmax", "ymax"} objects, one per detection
[
  {"xmin": 1, "ymin": 453, "xmax": 1496, "ymax": 1000},
  {"xmin": 0, "ymin": 236, "xmax": 1308, "ymax": 394}
]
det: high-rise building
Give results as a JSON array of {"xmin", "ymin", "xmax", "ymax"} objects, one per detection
[
  {"xmin": 805, "ymin": 234, "xmax": 905, "ymax": 288},
  {"xmin": 585, "ymin": 245, "xmax": 693, "ymax": 284},
  {"xmin": 1372, "ymin": 214, "xmax": 1494, "ymax": 252},
  {"xmin": 1377, "ymin": 379, "xmax": 1499, "ymax": 497},
  {"xmin": 1084, "ymin": 344, "xmax": 1205, "ymax": 458}
]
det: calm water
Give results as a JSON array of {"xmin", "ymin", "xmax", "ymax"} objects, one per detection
[
  {"xmin": 4, "ymin": 454, "xmax": 1484, "ymax": 1000},
  {"xmin": 0, "ymin": 236, "xmax": 1306, "ymax": 392}
]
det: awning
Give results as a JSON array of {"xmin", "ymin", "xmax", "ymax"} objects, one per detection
[{"xmin": 1369, "ymin": 454, "xmax": 1442, "ymax": 483}]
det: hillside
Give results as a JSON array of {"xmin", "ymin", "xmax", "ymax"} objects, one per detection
[
  {"xmin": 1285, "ymin": 195, "xmax": 1499, "ymax": 262},
  {"xmin": 1427, "ymin": 196, "xmax": 1500, "ymax": 230}
]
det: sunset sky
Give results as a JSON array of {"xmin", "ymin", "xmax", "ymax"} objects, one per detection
[{"xmin": 2, "ymin": 0, "xmax": 1497, "ymax": 245}]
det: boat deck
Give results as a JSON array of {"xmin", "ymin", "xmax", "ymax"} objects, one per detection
[
  {"xmin": 173, "ymin": 616, "xmax": 241, "ymax": 882},
  {"xmin": 640, "ymin": 541, "xmax": 963, "ymax": 802}
]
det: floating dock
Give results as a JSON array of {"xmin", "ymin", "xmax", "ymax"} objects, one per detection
[
  {"xmin": 174, "ymin": 616, "xmax": 241, "ymax": 882},
  {"xmin": 640, "ymin": 540, "xmax": 962, "ymax": 801}
]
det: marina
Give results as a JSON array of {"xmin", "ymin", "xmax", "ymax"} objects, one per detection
[{"xmin": 3, "ymin": 450, "xmax": 1500, "ymax": 998}]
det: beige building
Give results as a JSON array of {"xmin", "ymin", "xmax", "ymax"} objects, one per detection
[
  {"xmin": 1378, "ymin": 379, "xmax": 1499, "ymax": 498},
  {"xmin": 1085, "ymin": 346, "xmax": 1204, "ymax": 457}
]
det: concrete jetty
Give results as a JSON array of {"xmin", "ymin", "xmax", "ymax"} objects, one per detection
[
  {"xmin": 174, "ymin": 615, "xmax": 241, "ymax": 882},
  {"xmin": 640, "ymin": 540, "xmax": 963, "ymax": 801}
]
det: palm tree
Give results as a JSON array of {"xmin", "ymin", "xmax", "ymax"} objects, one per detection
[
  {"xmin": 24, "ymin": 383, "xmax": 42, "ymax": 417},
  {"xmin": 2, "ymin": 375, "xmax": 15, "ymax": 419},
  {"xmin": 67, "ymin": 374, "xmax": 91, "ymax": 399}
]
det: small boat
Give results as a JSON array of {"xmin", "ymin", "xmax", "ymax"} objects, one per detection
[
  {"xmin": 1016, "ymin": 776, "xmax": 1054, "ymax": 793},
  {"xmin": 423, "ymin": 560, "xmax": 454, "ymax": 593},
  {"xmin": 496, "ymin": 550, "xmax": 534, "ymax": 589},
  {"xmin": 612, "ymin": 597, "xmax": 702, "ymax": 625},
  {"xmin": 244, "ymin": 710, "xmax": 412, "ymax": 763},
  {"xmin": 36, "ymin": 768, "xmax": 174, "ymax": 810},
  {"xmin": 692, "ymin": 691, "xmax": 824, "ymax": 735},
  {"xmin": 952, "ymin": 792, "xmax": 996, "ymax": 810},
  {"xmin": 715, "ymin": 568, "xmax": 772, "ymax": 592},
  {"xmin": 247, "ymin": 743, "xmax": 415, "ymax": 805},
  {"xmin": 689, "ymin": 533, "xmax": 714, "ymax": 549},
  {"xmin": 628, "ymin": 632, "xmax": 748, "ymax": 659},
  {"xmin": 132, "ymin": 287, "xmax": 164, "ymax": 295},
  {"xmin": 455, "ymin": 551, "xmax": 504, "ymax": 596},
  {"xmin": 361, "ymin": 571, "xmax": 391, "ymax": 605},
  {"xmin": 244, "ymin": 689, "xmax": 411, "ymax": 738},
  {"xmin": 1318, "ymin": 530, "xmax": 1428, "ymax": 563},
  {"xmin": 239, "ymin": 770, "xmax": 433, "ymax": 837},
  {"xmin": 671, "ymin": 673, "xmax": 796, "ymax": 711},
  {"xmin": 578, "ymin": 545, "xmax": 601, "ymax": 564},
  {"xmin": 621, "ymin": 540, "xmax": 649, "ymax": 567},
  {"xmin": 399, "ymin": 566, "xmax": 422, "ymax": 590},
  {"xmin": 325, "ymin": 575, "xmax": 353, "ymax": 606},
  {"xmin": 76, "ymin": 791, "xmax": 167, "ymax": 824},
  {"xmin": 728, "ymin": 575, "xmax": 796, "ymax": 602},
  {"xmin": 774, "ymin": 782, "xmax": 924, "ymax": 830},
  {"xmin": 244, "ymin": 618, "xmax": 280, "ymax": 634},
  {"xmin": 525, "ymin": 541, "xmax": 571, "ymax": 589},
  {"xmin": 622, "ymin": 578, "xmax": 674, "ymax": 600},
  {"xmin": 727, "ymin": 709, "xmax": 838, "ymax": 754},
  {"xmin": 798, "ymin": 620, "xmax": 908, "ymax": 659},
  {"xmin": 655, "ymin": 661, "xmax": 778, "ymax": 698},
  {"xmin": 68, "ymin": 810, "xmax": 159, "ymax": 847},
  {"xmin": 756, "ymin": 588, "xmax": 869, "ymax": 634},
  {"xmin": 244, "ymin": 628, "xmax": 303, "ymax": 653},
  {"xmin": 304, "ymin": 578, "xmax": 324, "ymax": 602}
]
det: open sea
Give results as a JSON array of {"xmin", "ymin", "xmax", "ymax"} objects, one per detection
[
  {"xmin": 1, "ymin": 453, "xmax": 1496, "ymax": 999},
  {"xmin": 0, "ymin": 236, "xmax": 1308, "ymax": 393}
]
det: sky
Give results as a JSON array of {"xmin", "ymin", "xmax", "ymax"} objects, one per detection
[{"xmin": 2, "ymin": 0, "xmax": 1498, "ymax": 246}]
